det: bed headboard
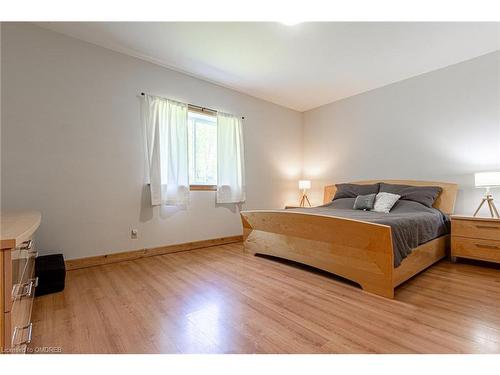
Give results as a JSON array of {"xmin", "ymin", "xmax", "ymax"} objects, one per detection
[{"xmin": 323, "ymin": 179, "xmax": 458, "ymax": 214}]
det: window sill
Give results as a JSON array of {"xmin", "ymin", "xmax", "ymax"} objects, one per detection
[
  {"xmin": 190, "ymin": 185, "xmax": 217, "ymax": 191},
  {"xmin": 145, "ymin": 184, "xmax": 217, "ymax": 192}
]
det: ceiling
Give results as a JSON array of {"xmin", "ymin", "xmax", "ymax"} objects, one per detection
[{"xmin": 37, "ymin": 22, "xmax": 500, "ymax": 111}]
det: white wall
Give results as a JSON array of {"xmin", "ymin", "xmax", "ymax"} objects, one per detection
[
  {"xmin": 1, "ymin": 23, "xmax": 303, "ymax": 259},
  {"xmin": 303, "ymin": 51, "xmax": 500, "ymax": 215},
  {"xmin": 3, "ymin": 23, "xmax": 499, "ymax": 262}
]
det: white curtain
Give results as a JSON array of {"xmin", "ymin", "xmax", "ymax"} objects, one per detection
[
  {"xmin": 142, "ymin": 94, "xmax": 189, "ymax": 206},
  {"xmin": 217, "ymin": 112, "xmax": 246, "ymax": 203}
]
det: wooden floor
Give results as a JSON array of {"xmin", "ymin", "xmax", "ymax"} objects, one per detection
[{"xmin": 29, "ymin": 242, "xmax": 500, "ymax": 353}]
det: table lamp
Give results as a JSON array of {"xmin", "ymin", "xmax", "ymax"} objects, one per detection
[
  {"xmin": 298, "ymin": 180, "xmax": 311, "ymax": 207},
  {"xmin": 473, "ymin": 172, "xmax": 500, "ymax": 218}
]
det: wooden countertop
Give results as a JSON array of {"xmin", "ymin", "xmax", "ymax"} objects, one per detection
[{"xmin": 0, "ymin": 211, "xmax": 41, "ymax": 250}]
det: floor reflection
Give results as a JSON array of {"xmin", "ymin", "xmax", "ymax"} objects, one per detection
[{"xmin": 185, "ymin": 302, "xmax": 222, "ymax": 352}]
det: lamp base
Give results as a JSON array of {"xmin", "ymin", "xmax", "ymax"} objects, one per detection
[
  {"xmin": 473, "ymin": 194, "xmax": 499, "ymax": 218},
  {"xmin": 299, "ymin": 193, "xmax": 311, "ymax": 207}
]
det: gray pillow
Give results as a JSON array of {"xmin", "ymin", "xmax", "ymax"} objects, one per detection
[
  {"xmin": 353, "ymin": 194, "xmax": 376, "ymax": 210},
  {"xmin": 333, "ymin": 183, "xmax": 380, "ymax": 200},
  {"xmin": 372, "ymin": 192, "xmax": 401, "ymax": 213},
  {"xmin": 379, "ymin": 183, "xmax": 442, "ymax": 208}
]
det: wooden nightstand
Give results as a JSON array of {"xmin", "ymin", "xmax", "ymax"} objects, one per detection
[{"xmin": 451, "ymin": 215, "xmax": 500, "ymax": 264}]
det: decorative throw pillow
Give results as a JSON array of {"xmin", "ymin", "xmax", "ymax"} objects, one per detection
[
  {"xmin": 379, "ymin": 183, "xmax": 442, "ymax": 208},
  {"xmin": 372, "ymin": 192, "xmax": 401, "ymax": 213},
  {"xmin": 333, "ymin": 183, "xmax": 380, "ymax": 200},
  {"xmin": 353, "ymin": 194, "xmax": 376, "ymax": 211}
]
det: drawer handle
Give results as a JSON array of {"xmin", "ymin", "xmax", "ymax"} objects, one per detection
[
  {"xmin": 475, "ymin": 243, "xmax": 499, "ymax": 250},
  {"xmin": 19, "ymin": 239, "xmax": 37, "ymax": 258},
  {"xmin": 19, "ymin": 240, "xmax": 33, "ymax": 250},
  {"xmin": 475, "ymin": 225, "xmax": 500, "ymax": 230},
  {"xmin": 21, "ymin": 248, "xmax": 38, "ymax": 258},
  {"xmin": 12, "ymin": 322, "xmax": 33, "ymax": 346},
  {"xmin": 12, "ymin": 278, "xmax": 37, "ymax": 299}
]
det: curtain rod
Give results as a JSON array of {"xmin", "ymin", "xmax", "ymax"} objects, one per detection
[{"xmin": 140, "ymin": 92, "xmax": 244, "ymax": 119}]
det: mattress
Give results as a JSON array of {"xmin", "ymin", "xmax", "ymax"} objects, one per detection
[{"xmin": 287, "ymin": 198, "xmax": 450, "ymax": 267}]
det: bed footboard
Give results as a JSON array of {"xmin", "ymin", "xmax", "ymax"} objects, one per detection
[{"xmin": 240, "ymin": 210, "xmax": 395, "ymax": 298}]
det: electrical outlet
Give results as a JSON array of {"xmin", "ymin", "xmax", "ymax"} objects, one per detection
[{"xmin": 131, "ymin": 229, "xmax": 138, "ymax": 239}]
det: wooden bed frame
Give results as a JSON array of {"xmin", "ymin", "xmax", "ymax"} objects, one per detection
[{"xmin": 240, "ymin": 180, "xmax": 458, "ymax": 298}]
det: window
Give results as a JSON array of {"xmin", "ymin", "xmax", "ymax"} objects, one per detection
[
  {"xmin": 142, "ymin": 94, "xmax": 244, "ymax": 205},
  {"xmin": 188, "ymin": 108, "xmax": 217, "ymax": 190}
]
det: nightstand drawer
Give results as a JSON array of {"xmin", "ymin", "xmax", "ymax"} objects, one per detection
[
  {"xmin": 451, "ymin": 237, "xmax": 500, "ymax": 263},
  {"xmin": 452, "ymin": 219, "xmax": 500, "ymax": 241}
]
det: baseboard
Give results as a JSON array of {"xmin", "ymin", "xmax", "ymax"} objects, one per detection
[{"xmin": 65, "ymin": 235, "xmax": 243, "ymax": 271}]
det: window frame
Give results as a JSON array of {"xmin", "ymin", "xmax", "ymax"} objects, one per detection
[
  {"xmin": 187, "ymin": 105, "xmax": 218, "ymax": 191},
  {"xmin": 190, "ymin": 184, "xmax": 217, "ymax": 191}
]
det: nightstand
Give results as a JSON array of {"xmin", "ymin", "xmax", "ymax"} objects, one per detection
[{"xmin": 451, "ymin": 215, "xmax": 500, "ymax": 264}]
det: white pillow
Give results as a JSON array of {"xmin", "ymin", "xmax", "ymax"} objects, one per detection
[{"xmin": 372, "ymin": 192, "xmax": 401, "ymax": 213}]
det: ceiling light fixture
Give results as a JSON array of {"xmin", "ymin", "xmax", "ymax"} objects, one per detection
[{"xmin": 279, "ymin": 21, "xmax": 302, "ymax": 26}]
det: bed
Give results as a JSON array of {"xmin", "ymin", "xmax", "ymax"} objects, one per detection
[{"xmin": 240, "ymin": 180, "xmax": 458, "ymax": 298}]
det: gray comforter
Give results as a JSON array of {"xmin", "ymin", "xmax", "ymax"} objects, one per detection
[{"xmin": 287, "ymin": 198, "xmax": 450, "ymax": 267}]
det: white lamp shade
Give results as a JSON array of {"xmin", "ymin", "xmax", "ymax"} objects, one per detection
[
  {"xmin": 475, "ymin": 172, "xmax": 500, "ymax": 187},
  {"xmin": 298, "ymin": 180, "xmax": 311, "ymax": 190}
]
